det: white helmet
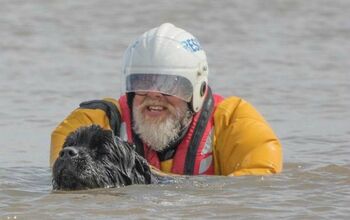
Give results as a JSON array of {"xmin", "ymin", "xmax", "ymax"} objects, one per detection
[{"xmin": 121, "ymin": 23, "xmax": 209, "ymax": 112}]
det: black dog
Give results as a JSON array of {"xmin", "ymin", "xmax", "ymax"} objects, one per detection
[{"xmin": 52, "ymin": 125, "xmax": 163, "ymax": 190}]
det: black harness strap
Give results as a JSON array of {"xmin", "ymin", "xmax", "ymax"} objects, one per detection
[
  {"xmin": 79, "ymin": 100, "xmax": 122, "ymax": 137},
  {"xmin": 184, "ymin": 88, "xmax": 215, "ymax": 175}
]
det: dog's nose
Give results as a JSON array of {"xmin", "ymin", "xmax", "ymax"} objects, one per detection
[{"xmin": 59, "ymin": 147, "xmax": 79, "ymax": 160}]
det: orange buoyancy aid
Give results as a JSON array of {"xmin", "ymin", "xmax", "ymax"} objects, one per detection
[{"xmin": 118, "ymin": 91, "xmax": 224, "ymax": 175}]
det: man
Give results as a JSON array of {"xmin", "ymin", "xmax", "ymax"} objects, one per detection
[{"xmin": 50, "ymin": 23, "xmax": 282, "ymax": 176}]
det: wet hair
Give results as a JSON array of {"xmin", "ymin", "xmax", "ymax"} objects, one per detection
[{"xmin": 52, "ymin": 125, "xmax": 159, "ymax": 190}]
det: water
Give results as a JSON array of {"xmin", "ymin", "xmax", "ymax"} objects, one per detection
[{"xmin": 1, "ymin": 0, "xmax": 349, "ymax": 219}]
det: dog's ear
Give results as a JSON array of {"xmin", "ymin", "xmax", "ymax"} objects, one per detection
[
  {"xmin": 111, "ymin": 139, "xmax": 135, "ymax": 169},
  {"xmin": 133, "ymin": 155, "xmax": 153, "ymax": 184}
]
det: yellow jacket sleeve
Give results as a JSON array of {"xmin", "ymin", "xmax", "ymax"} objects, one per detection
[
  {"xmin": 50, "ymin": 98, "xmax": 120, "ymax": 166},
  {"xmin": 213, "ymin": 97, "xmax": 283, "ymax": 176}
]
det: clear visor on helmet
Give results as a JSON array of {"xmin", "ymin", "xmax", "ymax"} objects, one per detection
[{"xmin": 126, "ymin": 73, "xmax": 193, "ymax": 102}]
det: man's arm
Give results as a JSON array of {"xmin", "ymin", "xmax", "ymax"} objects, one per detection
[{"xmin": 213, "ymin": 97, "xmax": 283, "ymax": 176}]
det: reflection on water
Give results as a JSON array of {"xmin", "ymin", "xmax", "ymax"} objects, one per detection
[{"xmin": 1, "ymin": 0, "xmax": 350, "ymax": 219}]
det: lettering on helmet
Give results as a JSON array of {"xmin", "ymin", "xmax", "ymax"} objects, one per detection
[{"xmin": 181, "ymin": 38, "xmax": 202, "ymax": 52}]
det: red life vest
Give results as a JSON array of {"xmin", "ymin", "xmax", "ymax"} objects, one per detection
[{"xmin": 118, "ymin": 92, "xmax": 223, "ymax": 175}]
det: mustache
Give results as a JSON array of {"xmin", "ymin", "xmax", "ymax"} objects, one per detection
[{"xmin": 137, "ymin": 98, "xmax": 176, "ymax": 113}]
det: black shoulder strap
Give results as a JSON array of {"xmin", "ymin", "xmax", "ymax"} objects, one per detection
[
  {"xmin": 184, "ymin": 87, "xmax": 214, "ymax": 175},
  {"xmin": 79, "ymin": 100, "xmax": 122, "ymax": 137}
]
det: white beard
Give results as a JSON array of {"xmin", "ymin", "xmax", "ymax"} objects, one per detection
[{"xmin": 132, "ymin": 98, "xmax": 192, "ymax": 152}]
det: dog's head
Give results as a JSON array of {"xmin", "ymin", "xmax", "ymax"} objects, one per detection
[{"xmin": 52, "ymin": 125, "xmax": 155, "ymax": 190}]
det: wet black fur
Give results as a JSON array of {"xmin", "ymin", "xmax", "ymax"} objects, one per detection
[{"xmin": 52, "ymin": 125, "xmax": 159, "ymax": 190}]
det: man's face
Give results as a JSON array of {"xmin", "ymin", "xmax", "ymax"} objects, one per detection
[
  {"xmin": 132, "ymin": 92, "xmax": 192, "ymax": 151},
  {"xmin": 133, "ymin": 92, "xmax": 187, "ymax": 121}
]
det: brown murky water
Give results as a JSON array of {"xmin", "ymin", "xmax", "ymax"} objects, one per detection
[{"xmin": 1, "ymin": 0, "xmax": 349, "ymax": 219}]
